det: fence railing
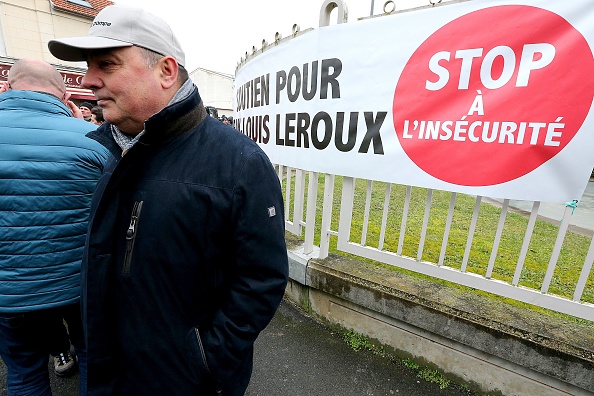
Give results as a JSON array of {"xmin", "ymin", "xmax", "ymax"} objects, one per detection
[{"xmin": 277, "ymin": 165, "xmax": 594, "ymax": 322}]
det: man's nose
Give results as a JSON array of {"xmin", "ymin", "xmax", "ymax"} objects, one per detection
[{"xmin": 81, "ymin": 69, "xmax": 99, "ymax": 90}]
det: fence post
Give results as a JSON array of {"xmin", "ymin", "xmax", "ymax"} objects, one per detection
[
  {"xmin": 319, "ymin": 174, "xmax": 335, "ymax": 259},
  {"xmin": 303, "ymin": 172, "xmax": 319, "ymax": 255}
]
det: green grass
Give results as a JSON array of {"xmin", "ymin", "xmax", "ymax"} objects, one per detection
[
  {"xmin": 341, "ymin": 328, "xmax": 375, "ymax": 352},
  {"xmin": 282, "ymin": 172, "xmax": 594, "ymax": 315},
  {"xmin": 340, "ymin": 328, "xmax": 453, "ymax": 390}
]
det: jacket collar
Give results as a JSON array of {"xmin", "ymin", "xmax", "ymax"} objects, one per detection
[
  {"xmin": 0, "ymin": 90, "xmax": 72, "ymax": 117},
  {"xmin": 141, "ymin": 85, "xmax": 206, "ymax": 145}
]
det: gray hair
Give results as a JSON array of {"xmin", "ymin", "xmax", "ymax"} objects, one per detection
[{"xmin": 137, "ymin": 47, "xmax": 188, "ymax": 83}]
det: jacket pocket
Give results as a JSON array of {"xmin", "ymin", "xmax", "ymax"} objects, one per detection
[
  {"xmin": 193, "ymin": 327, "xmax": 211, "ymax": 375},
  {"xmin": 185, "ymin": 327, "xmax": 220, "ymax": 391},
  {"xmin": 0, "ymin": 313, "xmax": 25, "ymax": 329},
  {"xmin": 122, "ymin": 200, "xmax": 143, "ymax": 275}
]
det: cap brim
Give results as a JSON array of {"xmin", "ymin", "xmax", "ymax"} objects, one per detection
[{"xmin": 48, "ymin": 36, "xmax": 133, "ymax": 62}]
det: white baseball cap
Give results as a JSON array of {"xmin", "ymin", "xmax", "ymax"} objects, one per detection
[{"xmin": 48, "ymin": 5, "xmax": 186, "ymax": 67}]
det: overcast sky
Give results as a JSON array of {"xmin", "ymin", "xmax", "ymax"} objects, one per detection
[{"xmin": 111, "ymin": 0, "xmax": 432, "ymax": 75}]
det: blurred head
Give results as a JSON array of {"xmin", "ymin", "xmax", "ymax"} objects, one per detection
[
  {"xmin": 79, "ymin": 101, "xmax": 94, "ymax": 119},
  {"xmin": 8, "ymin": 59, "xmax": 67, "ymax": 102},
  {"xmin": 90, "ymin": 106, "xmax": 104, "ymax": 126},
  {"xmin": 48, "ymin": 5, "xmax": 188, "ymax": 135}
]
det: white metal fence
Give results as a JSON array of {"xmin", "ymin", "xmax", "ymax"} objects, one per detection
[{"xmin": 278, "ymin": 165, "xmax": 594, "ymax": 322}]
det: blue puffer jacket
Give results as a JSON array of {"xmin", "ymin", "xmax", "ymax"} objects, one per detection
[{"xmin": 0, "ymin": 90, "xmax": 110, "ymax": 313}]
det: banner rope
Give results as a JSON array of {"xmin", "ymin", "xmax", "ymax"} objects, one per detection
[{"xmin": 565, "ymin": 199, "xmax": 579, "ymax": 215}]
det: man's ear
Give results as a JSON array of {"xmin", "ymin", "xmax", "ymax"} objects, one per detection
[{"xmin": 159, "ymin": 56, "xmax": 179, "ymax": 89}]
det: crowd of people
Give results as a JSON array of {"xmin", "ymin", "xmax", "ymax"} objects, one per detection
[
  {"xmin": 0, "ymin": 4, "xmax": 288, "ymax": 396},
  {"xmin": 220, "ymin": 114, "xmax": 233, "ymax": 125}
]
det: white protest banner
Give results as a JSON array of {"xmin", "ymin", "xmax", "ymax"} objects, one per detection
[{"xmin": 234, "ymin": 0, "xmax": 594, "ymax": 202}]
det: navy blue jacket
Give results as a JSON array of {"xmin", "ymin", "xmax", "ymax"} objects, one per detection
[
  {"xmin": 0, "ymin": 90, "xmax": 108, "ymax": 313},
  {"xmin": 83, "ymin": 86, "xmax": 288, "ymax": 395}
]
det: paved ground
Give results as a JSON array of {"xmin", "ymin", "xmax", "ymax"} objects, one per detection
[
  {"xmin": 0, "ymin": 301, "xmax": 478, "ymax": 396},
  {"xmin": 508, "ymin": 180, "xmax": 594, "ymax": 232},
  {"xmin": 246, "ymin": 301, "xmax": 477, "ymax": 396},
  {"xmin": 490, "ymin": 179, "xmax": 594, "ymax": 235}
]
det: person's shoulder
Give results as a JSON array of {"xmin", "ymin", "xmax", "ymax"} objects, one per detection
[
  {"xmin": 54, "ymin": 118, "xmax": 107, "ymax": 151},
  {"xmin": 201, "ymin": 117, "xmax": 258, "ymax": 148},
  {"xmin": 57, "ymin": 116, "xmax": 97, "ymax": 134},
  {"xmin": 216, "ymin": 123, "xmax": 266, "ymax": 160}
]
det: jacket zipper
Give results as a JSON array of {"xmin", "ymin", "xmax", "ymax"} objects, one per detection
[
  {"xmin": 193, "ymin": 328, "xmax": 212, "ymax": 375},
  {"xmin": 195, "ymin": 328, "xmax": 221, "ymax": 393},
  {"xmin": 123, "ymin": 200, "xmax": 143, "ymax": 275}
]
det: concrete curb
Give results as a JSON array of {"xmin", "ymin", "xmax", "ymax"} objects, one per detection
[{"xmin": 284, "ymin": 233, "xmax": 594, "ymax": 396}]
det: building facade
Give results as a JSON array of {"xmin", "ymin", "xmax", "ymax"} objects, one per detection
[
  {"xmin": 0, "ymin": 1, "xmax": 236, "ymax": 111},
  {"xmin": 0, "ymin": 0, "xmax": 112, "ymax": 102},
  {"xmin": 189, "ymin": 67, "xmax": 235, "ymax": 118}
]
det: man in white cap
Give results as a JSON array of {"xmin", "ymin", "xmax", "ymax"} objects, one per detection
[{"xmin": 48, "ymin": 5, "xmax": 288, "ymax": 396}]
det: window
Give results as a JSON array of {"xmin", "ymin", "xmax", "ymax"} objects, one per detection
[{"xmin": 67, "ymin": 0, "xmax": 93, "ymax": 8}]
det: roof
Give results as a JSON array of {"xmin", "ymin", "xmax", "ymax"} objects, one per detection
[
  {"xmin": 51, "ymin": 0, "xmax": 114, "ymax": 18},
  {"xmin": 190, "ymin": 67, "xmax": 235, "ymax": 80}
]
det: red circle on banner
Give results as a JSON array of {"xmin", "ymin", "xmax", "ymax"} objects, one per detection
[{"xmin": 393, "ymin": 5, "xmax": 594, "ymax": 186}]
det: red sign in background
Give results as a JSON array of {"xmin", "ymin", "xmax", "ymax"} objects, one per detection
[{"xmin": 393, "ymin": 5, "xmax": 594, "ymax": 186}]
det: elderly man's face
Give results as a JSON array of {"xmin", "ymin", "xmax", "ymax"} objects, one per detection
[
  {"xmin": 79, "ymin": 106, "xmax": 92, "ymax": 118},
  {"xmin": 82, "ymin": 46, "xmax": 166, "ymax": 135}
]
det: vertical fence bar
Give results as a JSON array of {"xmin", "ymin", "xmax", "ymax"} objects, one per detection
[
  {"xmin": 361, "ymin": 180, "xmax": 373, "ymax": 245},
  {"xmin": 417, "ymin": 189, "xmax": 433, "ymax": 261},
  {"xmin": 512, "ymin": 201, "xmax": 540, "ymax": 286},
  {"xmin": 541, "ymin": 205, "xmax": 573, "ymax": 293},
  {"xmin": 284, "ymin": 167, "xmax": 292, "ymax": 226},
  {"xmin": 291, "ymin": 169, "xmax": 305, "ymax": 235},
  {"xmin": 378, "ymin": 183, "xmax": 392, "ymax": 251},
  {"xmin": 397, "ymin": 186, "xmax": 412, "ymax": 255},
  {"xmin": 277, "ymin": 164, "xmax": 284, "ymax": 182},
  {"xmin": 337, "ymin": 177, "xmax": 356, "ymax": 251},
  {"xmin": 319, "ymin": 174, "xmax": 335, "ymax": 259},
  {"xmin": 461, "ymin": 196, "xmax": 482, "ymax": 273},
  {"xmin": 573, "ymin": 235, "xmax": 594, "ymax": 301},
  {"xmin": 486, "ymin": 199, "xmax": 509, "ymax": 279},
  {"xmin": 438, "ymin": 192, "xmax": 456, "ymax": 266},
  {"xmin": 297, "ymin": 170, "xmax": 306, "ymax": 226},
  {"xmin": 303, "ymin": 172, "xmax": 319, "ymax": 255}
]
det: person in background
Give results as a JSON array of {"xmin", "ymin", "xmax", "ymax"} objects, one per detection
[
  {"xmin": 0, "ymin": 59, "xmax": 109, "ymax": 395},
  {"xmin": 90, "ymin": 105, "xmax": 104, "ymax": 126},
  {"xmin": 49, "ymin": 4, "xmax": 288, "ymax": 395},
  {"xmin": 220, "ymin": 115, "xmax": 231, "ymax": 125},
  {"xmin": 50, "ymin": 321, "xmax": 79, "ymax": 378},
  {"xmin": 78, "ymin": 101, "xmax": 94, "ymax": 121}
]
